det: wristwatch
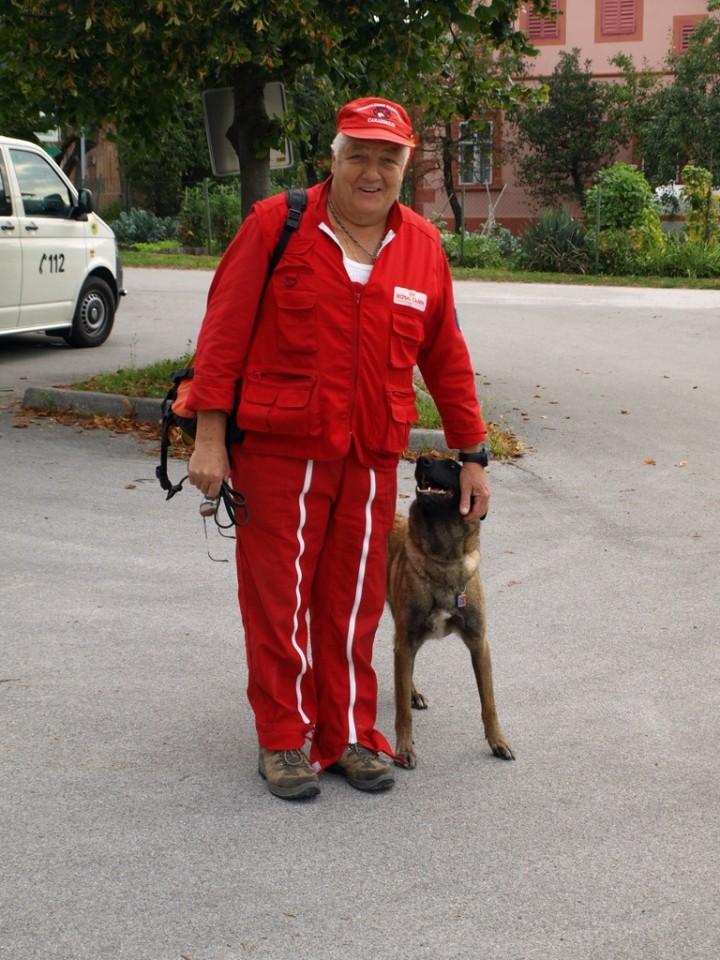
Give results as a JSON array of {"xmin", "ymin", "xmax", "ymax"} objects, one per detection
[{"xmin": 458, "ymin": 448, "xmax": 489, "ymax": 467}]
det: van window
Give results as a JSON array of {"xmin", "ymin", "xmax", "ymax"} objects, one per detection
[
  {"xmin": 9, "ymin": 147, "xmax": 74, "ymax": 219},
  {"xmin": 0, "ymin": 156, "xmax": 11, "ymax": 216}
]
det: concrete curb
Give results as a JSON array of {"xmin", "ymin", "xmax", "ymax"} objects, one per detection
[
  {"xmin": 23, "ymin": 387, "xmax": 163, "ymax": 424},
  {"xmin": 22, "ymin": 386, "xmax": 450, "ymax": 453}
]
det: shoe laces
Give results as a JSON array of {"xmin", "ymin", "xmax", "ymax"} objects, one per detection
[
  {"xmin": 278, "ymin": 749, "xmax": 308, "ymax": 769},
  {"xmin": 346, "ymin": 744, "xmax": 380, "ymax": 767}
]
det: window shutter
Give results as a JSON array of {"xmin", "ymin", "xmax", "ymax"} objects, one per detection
[
  {"xmin": 602, "ymin": 0, "xmax": 636, "ymax": 36},
  {"xmin": 681, "ymin": 22, "xmax": 695, "ymax": 52},
  {"xmin": 527, "ymin": 0, "xmax": 560, "ymax": 40}
]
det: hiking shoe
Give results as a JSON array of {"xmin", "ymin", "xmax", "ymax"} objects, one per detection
[
  {"xmin": 258, "ymin": 748, "xmax": 320, "ymax": 800},
  {"xmin": 329, "ymin": 743, "xmax": 395, "ymax": 792}
]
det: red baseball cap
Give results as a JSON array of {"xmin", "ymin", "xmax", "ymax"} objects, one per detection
[{"xmin": 336, "ymin": 97, "xmax": 417, "ymax": 148}]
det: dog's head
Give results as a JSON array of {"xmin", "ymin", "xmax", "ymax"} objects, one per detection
[{"xmin": 414, "ymin": 455, "xmax": 461, "ymax": 511}]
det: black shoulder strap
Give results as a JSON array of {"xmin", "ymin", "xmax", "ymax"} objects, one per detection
[
  {"xmin": 264, "ymin": 187, "xmax": 308, "ymax": 289},
  {"xmin": 156, "ymin": 188, "xmax": 308, "ymax": 501}
]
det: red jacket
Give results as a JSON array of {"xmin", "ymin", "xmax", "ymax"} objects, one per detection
[{"xmin": 187, "ymin": 178, "xmax": 486, "ymax": 471}]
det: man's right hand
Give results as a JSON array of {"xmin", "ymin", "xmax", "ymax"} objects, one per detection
[{"xmin": 187, "ymin": 410, "xmax": 230, "ymax": 498}]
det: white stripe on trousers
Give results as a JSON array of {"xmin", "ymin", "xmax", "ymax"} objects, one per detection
[
  {"xmin": 289, "ymin": 460, "xmax": 376, "ymax": 741},
  {"xmin": 290, "ymin": 460, "xmax": 314, "ymax": 726},
  {"xmin": 345, "ymin": 468, "xmax": 376, "ymax": 744}
]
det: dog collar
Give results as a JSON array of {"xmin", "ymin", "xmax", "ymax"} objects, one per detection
[{"xmin": 458, "ymin": 449, "xmax": 489, "ymax": 467}]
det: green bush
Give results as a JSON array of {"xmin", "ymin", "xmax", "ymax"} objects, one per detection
[
  {"xmin": 681, "ymin": 164, "xmax": 720, "ymax": 244},
  {"xmin": 590, "ymin": 228, "xmax": 638, "ymax": 275},
  {"xmin": 100, "ymin": 200, "xmax": 125, "ymax": 224},
  {"xmin": 648, "ymin": 235, "xmax": 720, "ymax": 278},
  {"xmin": 586, "ymin": 162, "xmax": 656, "ymax": 231},
  {"xmin": 521, "ymin": 208, "xmax": 591, "ymax": 273},
  {"xmin": 178, "ymin": 182, "xmax": 242, "ymax": 252},
  {"xmin": 585, "ymin": 163, "xmax": 665, "ymax": 274},
  {"xmin": 441, "ymin": 227, "xmax": 522, "ymax": 268},
  {"xmin": 110, "ymin": 207, "xmax": 178, "ymax": 246}
]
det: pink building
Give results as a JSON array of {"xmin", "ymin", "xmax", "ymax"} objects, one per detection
[{"xmin": 412, "ymin": 0, "xmax": 712, "ymax": 234}]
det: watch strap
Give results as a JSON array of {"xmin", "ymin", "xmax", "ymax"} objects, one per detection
[{"xmin": 458, "ymin": 449, "xmax": 489, "ymax": 466}]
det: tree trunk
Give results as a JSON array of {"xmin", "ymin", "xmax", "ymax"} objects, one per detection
[
  {"xmin": 227, "ymin": 64, "xmax": 276, "ymax": 218},
  {"xmin": 441, "ymin": 123, "xmax": 463, "ymax": 233},
  {"xmin": 299, "ymin": 138, "xmax": 320, "ymax": 187}
]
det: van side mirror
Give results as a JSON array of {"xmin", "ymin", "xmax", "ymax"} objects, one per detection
[{"xmin": 74, "ymin": 188, "xmax": 94, "ymax": 219}]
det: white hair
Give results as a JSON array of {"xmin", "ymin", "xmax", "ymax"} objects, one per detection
[{"xmin": 331, "ymin": 131, "xmax": 411, "ymax": 168}]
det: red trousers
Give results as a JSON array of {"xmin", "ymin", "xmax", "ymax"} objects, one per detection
[{"xmin": 231, "ymin": 445, "xmax": 398, "ymax": 770}]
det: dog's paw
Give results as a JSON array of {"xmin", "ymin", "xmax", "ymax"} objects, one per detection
[
  {"xmin": 395, "ymin": 742, "xmax": 417, "ymax": 769},
  {"xmin": 489, "ymin": 737, "xmax": 515, "ymax": 761},
  {"xmin": 411, "ymin": 686, "xmax": 429, "ymax": 710}
]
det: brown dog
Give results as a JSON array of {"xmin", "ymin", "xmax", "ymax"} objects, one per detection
[{"xmin": 386, "ymin": 455, "xmax": 514, "ymax": 768}]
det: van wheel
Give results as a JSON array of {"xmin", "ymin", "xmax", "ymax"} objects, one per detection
[{"xmin": 64, "ymin": 278, "xmax": 115, "ymax": 347}]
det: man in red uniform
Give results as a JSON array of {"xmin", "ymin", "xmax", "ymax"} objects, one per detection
[{"xmin": 187, "ymin": 97, "xmax": 489, "ymax": 800}]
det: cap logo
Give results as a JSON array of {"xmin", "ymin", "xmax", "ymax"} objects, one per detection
[{"xmin": 361, "ymin": 102, "xmax": 399, "ymax": 129}]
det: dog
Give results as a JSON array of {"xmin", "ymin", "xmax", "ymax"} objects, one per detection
[{"xmin": 386, "ymin": 455, "xmax": 515, "ymax": 768}]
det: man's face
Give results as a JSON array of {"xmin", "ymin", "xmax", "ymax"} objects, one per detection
[{"xmin": 330, "ymin": 137, "xmax": 407, "ymax": 226}]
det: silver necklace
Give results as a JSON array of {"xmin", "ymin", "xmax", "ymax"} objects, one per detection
[{"xmin": 327, "ymin": 198, "xmax": 386, "ymax": 263}]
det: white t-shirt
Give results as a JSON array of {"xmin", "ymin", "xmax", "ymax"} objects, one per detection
[{"xmin": 319, "ymin": 222, "xmax": 395, "ymax": 285}]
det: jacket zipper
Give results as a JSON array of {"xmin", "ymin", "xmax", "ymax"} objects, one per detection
[{"xmin": 349, "ymin": 286, "xmax": 363, "ymax": 439}]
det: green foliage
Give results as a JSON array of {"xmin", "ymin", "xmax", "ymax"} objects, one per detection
[
  {"xmin": 680, "ymin": 164, "xmax": 720, "ymax": 244},
  {"xmin": 591, "ymin": 229, "xmax": 640, "ymax": 276},
  {"xmin": 585, "ymin": 163, "xmax": 665, "ymax": 275},
  {"xmin": 626, "ymin": 16, "xmax": 720, "ymax": 185},
  {"xmin": 100, "ymin": 200, "xmax": 126, "ymax": 223},
  {"xmin": 177, "ymin": 183, "xmax": 242, "ymax": 253},
  {"xmin": 412, "ymin": 384, "xmax": 444, "ymax": 430},
  {"xmin": 0, "ymin": 1, "xmax": 555, "ymax": 215},
  {"xmin": 72, "ymin": 352, "xmax": 196, "ymax": 399},
  {"xmin": 117, "ymin": 96, "xmax": 212, "ymax": 218},
  {"xmin": 521, "ymin": 208, "xmax": 591, "ymax": 274},
  {"xmin": 441, "ymin": 227, "xmax": 522, "ymax": 268},
  {"xmin": 593, "ymin": 232, "xmax": 720, "ymax": 279},
  {"xmin": 647, "ymin": 235, "xmax": 720, "ymax": 278},
  {"xmin": 505, "ymin": 49, "xmax": 628, "ymax": 209},
  {"xmin": 109, "ymin": 208, "xmax": 179, "ymax": 247},
  {"xmin": 585, "ymin": 162, "xmax": 656, "ymax": 230}
]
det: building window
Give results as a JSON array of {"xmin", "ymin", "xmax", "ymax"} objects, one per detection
[
  {"xmin": 596, "ymin": 0, "xmax": 643, "ymax": 42},
  {"xmin": 458, "ymin": 122, "xmax": 493, "ymax": 186},
  {"xmin": 602, "ymin": 0, "xmax": 635, "ymax": 35},
  {"xmin": 673, "ymin": 15, "xmax": 707, "ymax": 55},
  {"xmin": 522, "ymin": 1, "xmax": 565, "ymax": 46}
]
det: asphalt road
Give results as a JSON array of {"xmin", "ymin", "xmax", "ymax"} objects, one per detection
[{"xmin": 1, "ymin": 270, "xmax": 719, "ymax": 960}]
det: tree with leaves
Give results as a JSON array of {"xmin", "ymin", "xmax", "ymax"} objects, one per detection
[
  {"xmin": 505, "ymin": 49, "xmax": 630, "ymax": 210},
  {"xmin": 0, "ymin": 0, "xmax": 553, "ymax": 215},
  {"xmin": 629, "ymin": 2, "xmax": 720, "ymax": 186}
]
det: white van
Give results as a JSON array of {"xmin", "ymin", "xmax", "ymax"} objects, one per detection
[{"xmin": 0, "ymin": 135, "xmax": 125, "ymax": 347}]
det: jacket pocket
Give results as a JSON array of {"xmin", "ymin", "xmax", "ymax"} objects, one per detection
[
  {"xmin": 273, "ymin": 278, "xmax": 317, "ymax": 354},
  {"xmin": 389, "ymin": 311, "xmax": 424, "ymax": 369},
  {"xmin": 384, "ymin": 386, "xmax": 419, "ymax": 451},
  {"xmin": 238, "ymin": 369, "xmax": 320, "ymax": 437}
]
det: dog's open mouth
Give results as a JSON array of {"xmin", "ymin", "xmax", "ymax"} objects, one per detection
[{"xmin": 416, "ymin": 475, "xmax": 454, "ymax": 499}]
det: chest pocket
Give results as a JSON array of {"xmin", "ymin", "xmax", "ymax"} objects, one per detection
[
  {"xmin": 272, "ymin": 265, "xmax": 317, "ymax": 354},
  {"xmin": 389, "ymin": 311, "xmax": 424, "ymax": 369}
]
